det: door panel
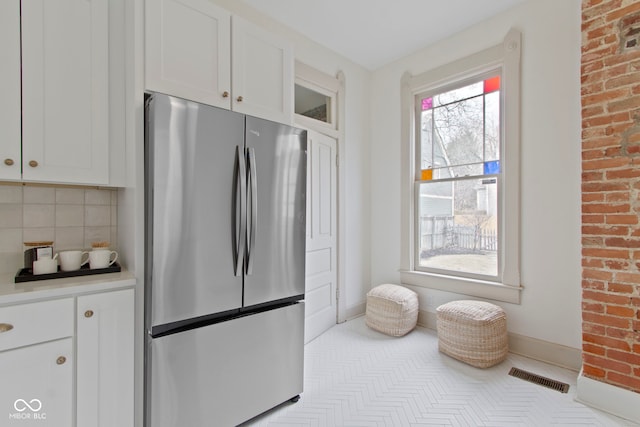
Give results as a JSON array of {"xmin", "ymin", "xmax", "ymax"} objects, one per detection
[
  {"xmin": 148, "ymin": 303, "xmax": 304, "ymax": 427},
  {"xmin": 0, "ymin": 0, "xmax": 20, "ymax": 180},
  {"xmin": 243, "ymin": 116, "xmax": 307, "ymax": 307},
  {"xmin": 305, "ymin": 130, "xmax": 338, "ymax": 343},
  {"xmin": 147, "ymin": 94, "xmax": 245, "ymax": 327}
]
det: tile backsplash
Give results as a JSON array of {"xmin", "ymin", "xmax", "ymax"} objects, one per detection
[{"xmin": 0, "ymin": 184, "xmax": 118, "ymax": 274}]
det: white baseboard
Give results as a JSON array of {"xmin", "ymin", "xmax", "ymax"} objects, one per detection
[
  {"xmin": 341, "ymin": 302, "xmax": 366, "ymax": 322},
  {"xmin": 576, "ymin": 371, "xmax": 640, "ymax": 424},
  {"xmin": 417, "ymin": 309, "xmax": 582, "ymax": 371}
]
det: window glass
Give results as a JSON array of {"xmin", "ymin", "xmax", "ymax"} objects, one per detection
[
  {"xmin": 416, "ymin": 75, "xmax": 501, "ymax": 280},
  {"xmin": 418, "ymin": 177, "xmax": 498, "ymax": 277},
  {"xmin": 295, "ymin": 84, "xmax": 331, "ymax": 123}
]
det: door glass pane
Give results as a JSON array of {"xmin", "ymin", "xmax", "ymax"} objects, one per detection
[
  {"xmin": 295, "ymin": 84, "xmax": 331, "ymax": 123},
  {"xmin": 418, "ymin": 177, "xmax": 498, "ymax": 277}
]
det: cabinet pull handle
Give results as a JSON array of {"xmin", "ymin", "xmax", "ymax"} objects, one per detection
[
  {"xmin": 56, "ymin": 356, "xmax": 66, "ymax": 365},
  {"xmin": 84, "ymin": 310, "xmax": 94, "ymax": 318},
  {"xmin": 28, "ymin": 160, "xmax": 38, "ymax": 168},
  {"xmin": 222, "ymin": 91, "xmax": 229, "ymax": 98},
  {"xmin": 0, "ymin": 323, "xmax": 14, "ymax": 333},
  {"xmin": 4, "ymin": 159, "xmax": 14, "ymax": 166},
  {"xmin": 236, "ymin": 96, "xmax": 243, "ymax": 102}
]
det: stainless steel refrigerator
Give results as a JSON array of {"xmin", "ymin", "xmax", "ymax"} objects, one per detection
[{"xmin": 144, "ymin": 93, "xmax": 307, "ymax": 426}]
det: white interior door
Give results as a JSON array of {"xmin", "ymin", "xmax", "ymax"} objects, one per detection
[{"xmin": 305, "ymin": 130, "xmax": 337, "ymax": 343}]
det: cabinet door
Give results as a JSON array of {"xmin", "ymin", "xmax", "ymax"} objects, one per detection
[
  {"xmin": 0, "ymin": 338, "xmax": 73, "ymax": 427},
  {"xmin": 21, "ymin": 0, "xmax": 110, "ymax": 185},
  {"xmin": 77, "ymin": 288, "xmax": 134, "ymax": 427},
  {"xmin": 145, "ymin": 0, "xmax": 231, "ymax": 109},
  {"xmin": 0, "ymin": 0, "xmax": 21, "ymax": 181},
  {"xmin": 232, "ymin": 16, "xmax": 294, "ymax": 124}
]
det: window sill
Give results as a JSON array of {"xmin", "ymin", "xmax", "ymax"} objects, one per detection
[{"xmin": 399, "ymin": 270, "xmax": 522, "ymax": 304}]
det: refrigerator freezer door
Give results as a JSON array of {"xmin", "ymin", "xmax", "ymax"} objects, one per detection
[
  {"xmin": 244, "ymin": 117, "xmax": 307, "ymax": 307},
  {"xmin": 148, "ymin": 302, "xmax": 305, "ymax": 427},
  {"xmin": 146, "ymin": 94, "xmax": 246, "ymax": 328}
]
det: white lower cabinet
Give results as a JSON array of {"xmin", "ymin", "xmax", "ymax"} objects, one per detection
[
  {"xmin": 0, "ymin": 338, "xmax": 73, "ymax": 426},
  {"xmin": 0, "ymin": 286, "xmax": 134, "ymax": 427},
  {"xmin": 76, "ymin": 288, "xmax": 134, "ymax": 427}
]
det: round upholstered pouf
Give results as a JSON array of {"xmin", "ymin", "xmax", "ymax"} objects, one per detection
[
  {"xmin": 436, "ymin": 300, "xmax": 508, "ymax": 368},
  {"xmin": 365, "ymin": 284, "xmax": 419, "ymax": 337}
]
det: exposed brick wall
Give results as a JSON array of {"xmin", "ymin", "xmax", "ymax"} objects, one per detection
[{"xmin": 581, "ymin": 0, "xmax": 640, "ymax": 393}]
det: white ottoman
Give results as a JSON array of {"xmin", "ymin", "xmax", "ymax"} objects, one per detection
[
  {"xmin": 365, "ymin": 284, "xmax": 418, "ymax": 337},
  {"xmin": 436, "ymin": 300, "xmax": 508, "ymax": 368}
]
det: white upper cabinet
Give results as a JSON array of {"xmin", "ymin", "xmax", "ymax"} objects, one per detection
[
  {"xmin": 146, "ymin": 0, "xmax": 232, "ymax": 110},
  {"xmin": 0, "ymin": 0, "xmax": 21, "ymax": 181},
  {"xmin": 145, "ymin": 0, "xmax": 293, "ymax": 124},
  {"xmin": 21, "ymin": 0, "xmax": 110, "ymax": 185},
  {"xmin": 231, "ymin": 15, "xmax": 293, "ymax": 124}
]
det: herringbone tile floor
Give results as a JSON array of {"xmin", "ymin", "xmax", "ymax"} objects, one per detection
[{"xmin": 244, "ymin": 316, "xmax": 636, "ymax": 426}]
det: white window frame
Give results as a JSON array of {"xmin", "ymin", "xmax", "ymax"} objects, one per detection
[{"xmin": 399, "ymin": 29, "xmax": 522, "ymax": 304}]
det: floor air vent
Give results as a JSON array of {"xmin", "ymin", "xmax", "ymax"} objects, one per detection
[{"xmin": 508, "ymin": 367, "xmax": 570, "ymax": 393}]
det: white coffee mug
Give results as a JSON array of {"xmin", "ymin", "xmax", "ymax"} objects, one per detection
[
  {"xmin": 33, "ymin": 254, "xmax": 59, "ymax": 275},
  {"xmin": 89, "ymin": 249, "xmax": 118, "ymax": 270},
  {"xmin": 59, "ymin": 250, "xmax": 89, "ymax": 272}
]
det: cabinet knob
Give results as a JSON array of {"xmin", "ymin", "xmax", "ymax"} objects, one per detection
[
  {"xmin": 56, "ymin": 356, "xmax": 66, "ymax": 365},
  {"xmin": 222, "ymin": 91, "xmax": 229, "ymax": 98},
  {"xmin": 236, "ymin": 96, "xmax": 243, "ymax": 102},
  {"xmin": 28, "ymin": 160, "xmax": 38, "ymax": 168},
  {"xmin": 84, "ymin": 310, "xmax": 94, "ymax": 318},
  {"xmin": 0, "ymin": 323, "xmax": 14, "ymax": 333},
  {"xmin": 3, "ymin": 158, "xmax": 14, "ymax": 166}
]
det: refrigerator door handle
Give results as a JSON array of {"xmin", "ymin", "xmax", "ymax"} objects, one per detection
[
  {"xmin": 246, "ymin": 147, "xmax": 257, "ymax": 275},
  {"xmin": 234, "ymin": 145, "xmax": 247, "ymax": 277}
]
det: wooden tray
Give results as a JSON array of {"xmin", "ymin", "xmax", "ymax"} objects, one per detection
[{"xmin": 15, "ymin": 263, "xmax": 122, "ymax": 283}]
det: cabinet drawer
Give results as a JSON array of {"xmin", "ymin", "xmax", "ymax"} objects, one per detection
[{"xmin": 0, "ymin": 298, "xmax": 74, "ymax": 352}]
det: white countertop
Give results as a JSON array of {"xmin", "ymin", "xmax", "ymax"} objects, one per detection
[{"xmin": 0, "ymin": 270, "xmax": 136, "ymax": 305}]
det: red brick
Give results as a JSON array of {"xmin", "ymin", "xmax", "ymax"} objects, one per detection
[
  {"xmin": 583, "ymin": 312, "xmax": 631, "ymax": 329},
  {"xmin": 583, "ymin": 322, "xmax": 607, "ymax": 335},
  {"xmin": 583, "ymin": 301, "xmax": 605, "ymax": 313},
  {"xmin": 582, "ymin": 137, "xmax": 619, "ymax": 151},
  {"xmin": 608, "ymin": 282, "xmax": 635, "ymax": 294},
  {"xmin": 606, "ymin": 215, "xmax": 638, "ymax": 225},
  {"xmin": 583, "ymin": 279, "xmax": 606, "ymax": 291},
  {"xmin": 605, "ymin": 191, "xmax": 630, "ymax": 202},
  {"xmin": 584, "ymin": 353, "xmax": 631, "ymax": 374},
  {"xmin": 604, "ymin": 146, "xmax": 623, "ymax": 157},
  {"xmin": 606, "ymin": 168, "xmax": 640, "ymax": 179},
  {"xmin": 584, "ymin": 268, "xmax": 614, "ymax": 281},
  {"xmin": 584, "ymin": 88, "xmax": 630, "ymax": 106},
  {"xmin": 582, "ymin": 247, "xmax": 629, "ymax": 258},
  {"xmin": 583, "ymin": 214, "xmax": 605, "ymax": 224},
  {"xmin": 583, "ymin": 236, "xmax": 605, "ymax": 246},
  {"xmin": 606, "ymin": 305, "xmax": 636, "ymax": 318},
  {"xmin": 605, "ymin": 1, "xmax": 640, "ymax": 22},
  {"xmin": 581, "ymin": 171, "xmax": 605, "ymax": 182},
  {"xmin": 582, "ymin": 363, "xmax": 606, "ymax": 378},
  {"xmin": 615, "ymin": 272, "xmax": 640, "ymax": 284},
  {"xmin": 583, "ymin": 290, "xmax": 631, "ymax": 305},
  {"xmin": 604, "ymin": 63, "xmax": 630, "ymax": 80},
  {"xmin": 606, "ymin": 371, "xmax": 640, "ymax": 390},
  {"xmin": 583, "ymin": 258, "xmax": 604, "ymax": 268},
  {"xmin": 582, "ymin": 225, "xmax": 629, "ymax": 236},
  {"xmin": 607, "ymin": 349, "xmax": 640, "ymax": 365},
  {"xmin": 582, "ymin": 333, "xmax": 631, "ymax": 351},
  {"xmin": 604, "ymin": 237, "xmax": 640, "ymax": 248},
  {"xmin": 582, "ymin": 203, "xmax": 630, "ymax": 214},
  {"xmin": 606, "ymin": 326, "xmax": 635, "ymax": 340},
  {"xmin": 582, "ymin": 149, "xmax": 606, "ymax": 160},
  {"xmin": 582, "ymin": 225, "xmax": 627, "ymax": 235},
  {"xmin": 604, "ymin": 259, "xmax": 630, "ymax": 270},
  {"xmin": 603, "ymin": 49, "xmax": 640, "ymax": 68},
  {"xmin": 583, "ymin": 193, "xmax": 605, "ymax": 202},
  {"xmin": 584, "ymin": 342, "xmax": 607, "ymax": 356},
  {"xmin": 582, "ymin": 182, "xmax": 629, "ymax": 192},
  {"xmin": 608, "ymin": 95, "xmax": 640, "ymax": 113},
  {"xmin": 583, "ymin": 105, "xmax": 606, "ymax": 118}
]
